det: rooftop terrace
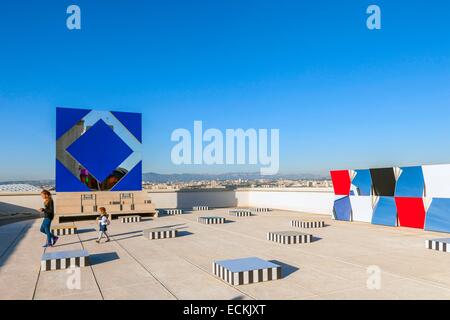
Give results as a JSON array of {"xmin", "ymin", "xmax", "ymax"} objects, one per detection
[{"xmin": 1, "ymin": 208, "xmax": 450, "ymax": 300}]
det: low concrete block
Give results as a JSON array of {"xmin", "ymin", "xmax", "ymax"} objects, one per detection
[
  {"xmin": 164, "ymin": 209, "xmax": 184, "ymax": 215},
  {"xmin": 41, "ymin": 250, "xmax": 90, "ymax": 271},
  {"xmin": 267, "ymin": 231, "xmax": 312, "ymax": 244},
  {"xmin": 229, "ymin": 210, "xmax": 253, "ymax": 217},
  {"xmin": 193, "ymin": 206, "xmax": 209, "ymax": 211},
  {"xmin": 291, "ymin": 220, "xmax": 325, "ymax": 229},
  {"xmin": 213, "ymin": 257, "xmax": 281, "ymax": 286},
  {"xmin": 119, "ymin": 215, "xmax": 141, "ymax": 223},
  {"xmin": 198, "ymin": 217, "xmax": 226, "ymax": 225},
  {"xmin": 253, "ymin": 208, "xmax": 272, "ymax": 213},
  {"xmin": 143, "ymin": 227, "xmax": 177, "ymax": 240},
  {"xmin": 426, "ymin": 238, "xmax": 450, "ymax": 252},
  {"xmin": 51, "ymin": 225, "xmax": 77, "ymax": 236}
]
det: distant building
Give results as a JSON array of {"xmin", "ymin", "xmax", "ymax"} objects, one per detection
[{"xmin": 0, "ymin": 184, "xmax": 43, "ymax": 193}]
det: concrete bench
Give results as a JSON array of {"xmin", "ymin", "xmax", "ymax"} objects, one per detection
[
  {"xmin": 119, "ymin": 215, "xmax": 141, "ymax": 223},
  {"xmin": 193, "ymin": 206, "xmax": 209, "ymax": 211},
  {"xmin": 164, "ymin": 209, "xmax": 184, "ymax": 215},
  {"xmin": 253, "ymin": 208, "xmax": 272, "ymax": 213},
  {"xmin": 41, "ymin": 249, "xmax": 90, "ymax": 271},
  {"xmin": 51, "ymin": 225, "xmax": 77, "ymax": 236},
  {"xmin": 426, "ymin": 238, "xmax": 450, "ymax": 252},
  {"xmin": 198, "ymin": 217, "xmax": 226, "ymax": 225},
  {"xmin": 213, "ymin": 257, "xmax": 281, "ymax": 286},
  {"xmin": 267, "ymin": 231, "xmax": 312, "ymax": 244},
  {"xmin": 143, "ymin": 227, "xmax": 177, "ymax": 240},
  {"xmin": 291, "ymin": 220, "xmax": 325, "ymax": 229},
  {"xmin": 229, "ymin": 210, "xmax": 253, "ymax": 217}
]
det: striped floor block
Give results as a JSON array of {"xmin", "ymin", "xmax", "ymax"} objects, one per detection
[
  {"xmin": 193, "ymin": 206, "xmax": 209, "ymax": 211},
  {"xmin": 143, "ymin": 227, "xmax": 178, "ymax": 240},
  {"xmin": 229, "ymin": 210, "xmax": 253, "ymax": 217},
  {"xmin": 267, "ymin": 231, "xmax": 313, "ymax": 244},
  {"xmin": 291, "ymin": 220, "xmax": 325, "ymax": 228},
  {"xmin": 213, "ymin": 257, "xmax": 281, "ymax": 286},
  {"xmin": 41, "ymin": 250, "xmax": 90, "ymax": 271},
  {"xmin": 51, "ymin": 225, "xmax": 77, "ymax": 236},
  {"xmin": 426, "ymin": 238, "xmax": 450, "ymax": 252},
  {"xmin": 253, "ymin": 208, "xmax": 272, "ymax": 213},
  {"xmin": 119, "ymin": 215, "xmax": 141, "ymax": 223},
  {"xmin": 198, "ymin": 217, "xmax": 226, "ymax": 224},
  {"xmin": 164, "ymin": 209, "xmax": 184, "ymax": 215}
]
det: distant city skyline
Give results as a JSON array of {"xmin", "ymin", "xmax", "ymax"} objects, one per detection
[
  {"xmin": 0, "ymin": 171, "xmax": 330, "ymax": 184},
  {"xmin": 1, "ymin": 1, "xmax": 450, "ymax": 181}
]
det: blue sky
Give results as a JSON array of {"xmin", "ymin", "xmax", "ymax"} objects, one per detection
[{"xmin": 1, "ymin": 0, "xmax": 450, "ymax": 181}]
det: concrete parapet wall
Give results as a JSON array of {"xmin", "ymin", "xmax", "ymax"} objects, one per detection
[{"xmin": 0, "ymin": 188, "xmax": 334, "ymax": 217}]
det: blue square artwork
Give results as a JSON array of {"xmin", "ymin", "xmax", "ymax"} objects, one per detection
[{"xmin": 56, "ymin": 107, "xmax": 142, "ymax": 192}]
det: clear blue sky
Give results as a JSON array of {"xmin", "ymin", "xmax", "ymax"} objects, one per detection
[{"xmin": 1, "ymin": 0, "xmax": 450, "ymax": 181}]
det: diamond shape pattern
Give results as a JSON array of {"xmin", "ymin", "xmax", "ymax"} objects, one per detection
[{"xmin": 66, "ymin": 119, "xmax": 133, "ymax": 182}]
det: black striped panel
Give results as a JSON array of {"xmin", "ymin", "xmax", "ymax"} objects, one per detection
[
  {"xmin": 291, "ymin": 220, "xmax": 325, "ymax": 228},
  {"xmin": 120, "ymin": 216, "xmax": 141, "ymax": 223},
  {"xmin": 212, "ymin": 262, "xmax": 282, "ymax": 285},
  {"xmin": 267, "ymin": 232, "xmax": 312, "ymax": 244},
  {"xmin": 193, "ymin": 206, "xmax": 209, "ymax": 211},
  {"xmin": 427, "ymin": 240, "xmax": 449, "ymax": 252},
  {"xmin": 52, "ymin": 227, "xmax": 77, "ymax": 236},
  {"xmin": 198, "ymin": 217, "xmax": 225, "ymax": 224},
  {"xmin": 230, "ymin": 210, "xmax": 252, "ymax": 217},
  {"xmin": 144, "ymin": 229, "xmax": 177, "ymax": 240},
  {"xmin": 165, "ymin": 209, "xmax": 183, "ymax": 215},
  {"xmin": 41, "ymin": 255, "xmax": 89, "ymax": 271}
]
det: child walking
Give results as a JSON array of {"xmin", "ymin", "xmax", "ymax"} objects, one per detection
[{"xmin": 96, "ymin": 207, "xmax": 110, "ymax": 243}]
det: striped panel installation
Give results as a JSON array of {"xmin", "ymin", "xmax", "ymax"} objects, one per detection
[
  {"xmin": 213, "ymin": 257, "xmax": 281, "ymax": 286},
  {"xmin": 291, "ymin": 220, "xmax": 325, "ymax": 228},
  {"xmin": 426, "ymin": 238, "xmax": 450, "ymax": 253},
  {"xmin": 51, "ymin": 226, "xmax": 77, "ymax": 236},
  {"xmin": 41, "ymin": 250, "xmax": 90, "ymax": 271},
  {"xmin": 267, "ymin": 231, "xmax": 312, "ymax": 244},
  {"xmin": 143, "ymin": 228, "xmax": 177, "ymax": 240},
  {"xmin": 120, "ymin": 215, "xmax": 141, "ymax": 223},
  {"xmin": 198, "ymin": 217, "xmax": 226, "ymax": 225},
  {"xmin": 229, "ymin": 210, "xmax": 253, "ymax": 217}
]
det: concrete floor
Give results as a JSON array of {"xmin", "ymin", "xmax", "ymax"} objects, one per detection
[{"xmin": 1, "ymin": 208, "xmax": 450, "ymax": 300}]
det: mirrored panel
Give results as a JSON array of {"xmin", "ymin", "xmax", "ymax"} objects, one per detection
[{"xmin": 56, "ymin": 108, "xmax": 142, "ymax": 192}]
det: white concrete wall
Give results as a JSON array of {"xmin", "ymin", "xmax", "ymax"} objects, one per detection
[
  {"xmin": 0, "ymin": 194, "xmax": 42, "ymax": 214},
  {"xmin": 244, "ymin": 190, "xmax": 334, "ymax": 215},
  {"xmin": 148, "ymin": 190, "xmax": 239, "ymax": 209},
  {"xmin": 0, "ymin": 189, "xmax": 334, "ymax": 216}
]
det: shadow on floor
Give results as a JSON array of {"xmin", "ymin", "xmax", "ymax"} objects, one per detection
[
  {"xmin": 76, "ymin": 228, "xmax": 96, "ymax": 234},
  {"xmin": 231, "ymin": 295, "xmax": 247, "ymax": 300},
  {"xmin": 0, "ymin": 221, "xmax": 34, "ymax": 267},
  {"xmin": 55, "ymin": 230, "xmax": 144, "ymax": 247},
  {"xmin": 311, "ymin": 236, "xmax": 322, "ymax": 243},
  {"xmin": 89, "ymin": 252, "xmax": 120, "ymax": 265},
  {"xmin": 110, "ymin": 230, "xmax": 144, "ymax": 238},
  {"xmin": 268, "ymin": 260, "xmax": 299, "ymax": 279},
  {"xmin": 151, "ymin": 224, "xmax": 187, "ymax": 230},
  {"xmin": 177, "ymin": 230, "xmax": 194, "ymax": 238}
]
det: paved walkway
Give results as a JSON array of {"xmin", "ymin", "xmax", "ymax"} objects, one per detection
[{"xmin": 1, "ymin": 209, "xmax": 450, "ymax": 300}]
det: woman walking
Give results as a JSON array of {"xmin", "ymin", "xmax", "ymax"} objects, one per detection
[{"xmin": 39, "ymin": 190, "xmax": 59, "ymax": 247}]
